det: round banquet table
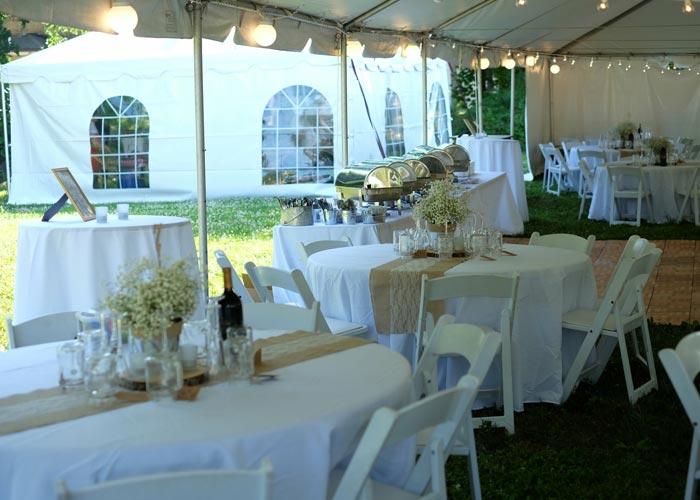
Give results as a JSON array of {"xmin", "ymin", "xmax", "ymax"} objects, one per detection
[
  {"xmin": 13, "ymin": 215, "xmax": 198, "ymax": 324},
  {"xmin": 457, "ymin": 135, "xmax": 529, "ymax": 222},
  {"xmin": 305, "ymin": 243, "xmax": 597, "ymax": 409},
  {"xmin": 0, "ymin": 341, "xmax": 412, "ymax": 500}
]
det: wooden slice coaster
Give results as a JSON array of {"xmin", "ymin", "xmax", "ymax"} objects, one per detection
[{"xmin": 118, "ymin": 368, "xmax": 209, "ymax": 392}]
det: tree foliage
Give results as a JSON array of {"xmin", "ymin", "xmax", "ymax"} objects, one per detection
[
  {"xmin": 451, "ymin": 66, "xmax": 526, "ymax": 145},
  {"xmin": 45, "ymin": 24, "xmax": 86, "ymax": 47}
]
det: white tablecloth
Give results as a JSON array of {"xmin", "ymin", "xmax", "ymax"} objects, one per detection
[
  {"xmin": 305, "ymin": 244, "xmax": 597, "ymax": 409},
  {"xmin": 457, "ymin": 135, "xmax": 529, "ymax": 222},
  {"xmin": 0, "ymin": 341, "xmax": 412, "ymax": 500},
  {"xmin": 13, "ymin": 215, "xmax": 198, "ymax": 324},
  {"xmin": 463, "ymin": 172, "xmax": 524, "ymax": 236},
  {"xmin": 588, "ymin": 163, "xmax": 700, "ymax": 223}
]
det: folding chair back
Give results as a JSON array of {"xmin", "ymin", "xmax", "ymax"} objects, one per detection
[
  {"xmin": 659, "ymin": 332, "xmax": 700, "ymax": 500},
  {"xmin": 608, "ymin": 165, "xmax": 653, "ymax": 226},
  {"xmin": 331, "ymin": 376, "xmax": 480, "ymax": 500},
  {"xmin": 242, "ymin": 302, "xmax": 323, "ymax": 332},
  {"xmin": 244, "ymin": 262, "xmax": 367, "ymax": 337},
  {"xmin": 6, "ymin": 311, "xmax": 80, "ymax": 349},
  {"xmin": 296, "ymin": 237, "xmax": 352, "ymax": 266},
  {"xmin": 56, "ymin": 459, "xmax": 274, "ymax": 500},
  {"xmin": 543, "ymin": 145, "xmax": 570, "ymax": 195},
  {"xmin": 578, "ymin": 159, "xmax": 595, "ymax": 219},
  {"xmin": 676, "ymin": 165, "xmax": 700, "ymax": 226},
  {"xmin": 529, "ymin": 231, "xmax": 596, "ymax": 256},
  {"xmin": 213, "ymin": 250, "xmax": 254, "ymax": 303}
]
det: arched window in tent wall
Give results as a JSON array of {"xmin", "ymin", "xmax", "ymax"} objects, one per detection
[
  {"xmin": 261, "ymin": 85, "xmax": 334, "ymax": 185},
  {"xmin": 90, "ymin": 96, "xmax": 150, "ymax": 189},
  {"xmin": 430, "ymin": 82, "xmax": 450, "ymax": 146},
  {"xmin": 384, "ymin": 89, "xmax": 405, "ymax": 156}
]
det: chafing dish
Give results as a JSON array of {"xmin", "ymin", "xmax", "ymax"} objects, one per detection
[
  {"xmin": 419, "ymin": 154, "xmax": 447, "ymax": 179},
  {"xmin": 387, "ymin": 161, "xmax": 417, "ymax": 194},
  {"xmin": 361, "ymin": 166, "xmax": 404, "ymax": 202},
  {"xmin": 440, "ymin": 138, "xmax": 470, "ymax": 172}
]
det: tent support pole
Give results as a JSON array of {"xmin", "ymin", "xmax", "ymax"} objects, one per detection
[
  {"xmin": 1, "ymin": 81, "xmax": 9, "ymax": 193},
  {"xmin": 476, "ymin": 65, "xmax": 483, "ymax": 134},
  {"xmin": 340, "ymin": 33, "xmax": 348, "ymax": 168},
  {"xmin": 510, "ymin": 67, "xmax": 515, "ymax": 137},
  {"xmin": 193, "ymin": 3, "xmax": 208, "ymax": 292},
  {"xmin": 422, "ymin": 41, "xmax": 428, "ymax": 144}
]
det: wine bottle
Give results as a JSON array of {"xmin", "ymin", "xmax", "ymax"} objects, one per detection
[
  {"xmin": 659, "ymin": 147, "xmax": 667, "ymax": 166},
  {"xmin": 218, "ymin": 268, "xmax": 242, "ymax": 341}
]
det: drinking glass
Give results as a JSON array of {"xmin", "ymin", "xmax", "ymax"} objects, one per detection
[
  {"xmin": 399, "ymin": 232, "xmax": 415, "ymax": 257},
  {"xmin": 223, "ymin": 326, "xmax": 254, "ymax": 383},
  {"xmin": 437, "ymin": 234, "xmax": 454, "ymax": 259},
  {"xmin": 57, "ymin": 340, "xmax": 85, "ymax": 392},
  {"xmin": 117, "ymin": 203, "xmax": 129, "ymax": 220},
  {"xmin": 488, "ymin": 230, "xmax": 503, "ymax": 257},
  {"xmin": 182, "ymin": 318, "xmax": 209, "ymax": 368},
  {"xmin": 470, "ymin": 233, "xmax": 489, "ymax": 259},
  {"xmin": 145, "ymin": 352, "xmax": 183, "ymax": 401},
  {"xmin": 393, "ymin": 229, "xmax": 404, "ymax": 253},
  {"xmin": 84, "ymin": 351, "xmax": 117, "ymax": 405}
]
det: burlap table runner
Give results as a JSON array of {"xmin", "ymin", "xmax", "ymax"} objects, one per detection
[
  {"xmin": 0, "ymin": 331, "xmax": 369, "ymax": 437},
  {"xmin": 370, "ymin": 257, "xmax": 466, "ymax": 334}
]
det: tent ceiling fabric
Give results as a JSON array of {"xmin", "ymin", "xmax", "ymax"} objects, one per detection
[{"xmin": 1, "ymin": 0, "xmax": 699, "ymax": 61}]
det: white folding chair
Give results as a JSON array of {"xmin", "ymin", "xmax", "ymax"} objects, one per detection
[
  {"xmin": 561, "ymin": 247, "xmax": 662, "ymax": 403},
  {"xmin": 608, "ymin": 165, "xmax": 653, "ymax": 226},
  {"xmin": 561, "ymin": 139, "xmax": 583, "ymax": 169},
  {"xmin": 412, "ymin": 314, "xmax": 502, "ymax": 496},
  {"xmin": 577, "ymin": 158, "xmax": 596, "ymax": 219},
  {"xmin": 415, "ymin": 273, "xmax": 519, "ymax": 434},
  {"xmin": 244, "ymin": 262, "xmax": 368, "ymax": 337},
  {"xmin": 213, "ymin": 249, "xmax": 255, "ymax": 303},
  {"xmin": 599, "ymin": 235, "xmax": 656, "ymax": 301},
  {"xmin": 659, "ymin": 332, "xmax": 700, "ymax": 500},
  {"xmin": 6, "ymin": 311, "xmax": 79, "ymax": 349},
  {"xmin": 543, "ymin": 145, "xmax": 572, "ymax": 195},
  {"xmin": 577, "ymin": 150, "xmax": 606, "ymax": 197},
  {"xmin": 243, "ymin": 302, "xmax": 323, "ymax": 332},
  {"xmin": 330, "ymin": 375, "xmax": 481, "ymax": 500},
  {"xmin": 686, "ymin": 144, "xmax": 700, "ymax": 161},
  {"xmin": 56, "ymin": 458, "xmax": 273, "ymax": 500},
  {"xmin": 295, "ymin": 236, "xmax": 352, "ymax": 266},
  {"xmin": 538, "ymin": 142, "xmax": 553, "ymax": 190},
  {"xmin": 676, "ymin": 165, "xmax": 700, "ymax": 226},
  {"xmin": 529, "ymin": 231, "xmax": 596, "ymax": 256}
]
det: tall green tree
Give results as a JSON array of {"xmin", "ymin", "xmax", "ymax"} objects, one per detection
[
  {"xmin": 451, "ymin": 66, "xmax": 526, "ymax": 145},
  {"xmin": 0, "ymin": 13, "xmax": 18, "ymax": 184}
]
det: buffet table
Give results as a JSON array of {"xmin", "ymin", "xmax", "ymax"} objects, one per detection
[
  {"xmin": 588, "ymin": 163, "xmax": 700, "ymax": 223},
  {"xmin": 13, "ymin": 215, "xmax": 198, "ymax": 324},
  {"xmin": 0, "ymin": 340, "xmax": 412, "ymax": 500},
  {"xmin": 305, "ymin": 243, "xmax": 597, "ymax": 409},
  {"xmin": 457, "ymin": 135, "xmax": 529, "ymax": 221}
]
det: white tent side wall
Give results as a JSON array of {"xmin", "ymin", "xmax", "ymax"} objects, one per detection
[{"xmin": 2, "ymin": 33, "xmax": 451, "ymax": 205}]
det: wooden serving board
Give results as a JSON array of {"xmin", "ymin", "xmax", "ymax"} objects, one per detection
[{"xmin": 118, "ymin": 368, "xmax": 209, "ymax": 392}]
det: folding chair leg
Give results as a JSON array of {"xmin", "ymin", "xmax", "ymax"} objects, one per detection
[
  {"xmin": 463, "ymin": 418, "xmax": 482, "ymax": 500},
  {"xmin": 562, "ymin": 330, "xmax": 601, "ymax": 402},
  {"xmin": 616, "ymin": 328, "xmax": 638, "ymax": 402},
  {"xmin": 686, "ymin": 429, "xmax": 700, "ymax": 500},
  {"xmin": 618, "ymin": 324, "xmax": 658, "ymax": 403},
  {"xmin": 587, "ymin": 335, "xmax": 617, "ymax": 384}
]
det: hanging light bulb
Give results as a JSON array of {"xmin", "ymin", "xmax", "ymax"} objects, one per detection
[
  {"xmin": 479, "ymin": 47, "xmax": 490, "ymax": 70},
  {"xmin": 253, "ymin": 19, "xmax": 277, "ymax": 47},
  {"xmin": 597, "ymin": 0, "xmax": 609, "ymax": 11},
  {"xmin": 404, "ymin": 42, "xmax": 421, "ymax": 59},
  {"xmin": 683, "ymin": 0, "xmax": 695, "ymax": 13},
  {"xmin": 525, "ymin": 54, "xmax": 537, "ymax": 67},
  {"xmin": 107, "ymin": 1, "xmax": 138, "ymax": 35},
  {"xmin": 503, "ymin": 50, "xmax": 516, "ymax": 69},
  {"xmin": 515, "ymin": 0, "xmax": 527, "ymax": 6},
  {"xmin": 550, "ymin": 58, "xmax": 560, "ymax": 74},
  {"xmin": 346, "ymin": 39, "xmax": 364, "ymax": 59}
]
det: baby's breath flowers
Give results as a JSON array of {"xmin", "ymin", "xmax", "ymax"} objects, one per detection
[
  {"xmin": 102, "ymin": 258, "xmax": 199, "ymax": 338},
  {"xmin": 413, "ymin": 178, "xmax": 470, "ymax": 227},
  {"xmin": 643, "ymin": 136, "xmax": 673, "ymax": 156}
]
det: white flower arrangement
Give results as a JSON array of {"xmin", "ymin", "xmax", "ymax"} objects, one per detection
[
  {"xmin": 614, "ymin": 121, "xmax": 636, "ymax": 139},
  {"xmin": 643, "ymin": 136, "xmax": 673, "ymax": 155},
  {"xmin": 413, "ymin": 178, "xmax": 470, "ymax": 227},
  {"xmin": 102, "ymin": 258, "xmax": 199, "ymax": 338}
]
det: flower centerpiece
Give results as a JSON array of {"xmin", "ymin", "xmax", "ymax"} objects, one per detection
[
  {"xmin": 413, "ymin": 178, "xmax": 470, "ymax": 232},
  {"xmin": 102, "ymin": 257, "xmax": 200, "ymax": 340},
  {"xmin": 614, "ymin": 121, "xmax": 636, "ymax": 141},
  {"xmin": 643, "ymin": 136, "xmax": 673, "ymax": 164}
]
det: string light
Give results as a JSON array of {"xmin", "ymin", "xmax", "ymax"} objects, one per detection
[
  {"xmin": 479, "ymin": 47, "xmax": 490, "ymax": 70},
  {"xmin": 550, "ymin": 58, "xmax": 560, "ymax": 74},
  {"xmin": 404, "ymin": 42, "xmax": 421, "ymax": 59},
  {"xmin": 346, "ymin": 39, "xmax": 364, "ymax": 58},
  {"xmin": 525, "ymin": 54, "xmax": 537, "ymax": 67},
  {"xmin": 503, "ymin": 50, "xmax": 516, "ymax": 69},
  {"xmin": 589, "ymin": 57, "xmax": 595, "ymax": 68},
  {"xmin": 253, "ymin": 19, "xmax": 277, "ymax": 46},
  {"xmin": 683, "ymin": 0, "xmax": 694, "ymax": 13},
  {"xmin": 516, "ymin": 0, "xmax": 527, "ymax": 6},
  {"xmin": 597, "ymin": 0, "xmax": 609, "ymax": 11},
  {"xmin": 107, "ymin": 1, "xmax": 138, "ymax": 35}
]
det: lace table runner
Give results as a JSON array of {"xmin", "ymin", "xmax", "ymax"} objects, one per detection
[
  {"xmin": 0, "ymin": 331, "xmax": 369, "ymax": 437},
  {"xmin": 369, "ymin": 257, "xmax": 467, "ymax": 334}
]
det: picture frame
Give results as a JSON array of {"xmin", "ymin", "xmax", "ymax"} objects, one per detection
[{"xmin": 50, "ymin": 167, "xmax": 96, "ymax": 221}]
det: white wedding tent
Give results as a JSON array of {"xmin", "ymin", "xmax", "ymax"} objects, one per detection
[{"xmin": 1, "ymin": 32, "xmax": 451, "ymax": 204}]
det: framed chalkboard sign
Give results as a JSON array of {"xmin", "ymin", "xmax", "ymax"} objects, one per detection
[{"xmin": 50, "ymin": 168, "xmax": 96, "ymax": 221}]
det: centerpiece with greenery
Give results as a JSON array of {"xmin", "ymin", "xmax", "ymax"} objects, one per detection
[
  {"xmin": 614, "ymin": 121, "xmax": 636, "ymax": 141},
  {"xmin": 413, "ymin": 178, "xmax": 470, "ymax": 232},
  {"xmin": 643, "ymin": 136, "xmax": 673, "ymax": 164},
  {"xmin": 103, "ymin": 257, "xmax": 200, "ymax": 341}
]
